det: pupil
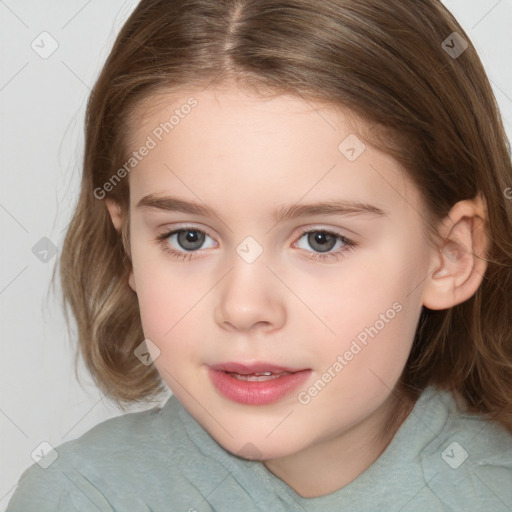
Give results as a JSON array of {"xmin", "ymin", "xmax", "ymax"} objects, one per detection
[
  {"xmin": 309, "ymin": 231, "xmax": 335, "ymax": 253},
  {"xmin": 178, "ymin": 230, "xmax": 204, "ymax": 250}
]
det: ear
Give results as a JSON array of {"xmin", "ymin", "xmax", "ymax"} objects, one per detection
[
  {"xmin": 106, "ymin": 198, "xmax": 123, "ymax": 230},
  {"xmin": 422, "ymin": 194, "xmax": 489, "ymax": 310},
  {"xmin": 106, "ymin": 199, "xmax": 137, "ymax": 293}
]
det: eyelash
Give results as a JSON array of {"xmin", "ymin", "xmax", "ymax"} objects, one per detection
[{"xmin": 155, "ymin": 225, "xmax": 358, "ymax": 263}]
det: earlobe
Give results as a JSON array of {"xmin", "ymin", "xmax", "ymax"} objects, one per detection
[{"xmin": 422, "ymin": 196, "xmax": 489, "ymax": 310}]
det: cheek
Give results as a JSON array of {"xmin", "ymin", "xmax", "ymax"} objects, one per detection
[
  {"xmin": 135, "ymin": 275, "xmax": 200, "ymax": 385},
  {"xmin": 130, "ymin": 241, "xmax": 188, "ymax": 341},
  {"xmin": 130, "ymin": 251, "xmax": 219, "ymax": 380},
  {"xmin": 319, "ymin": 240, "xmax": 426, "ymax": 381}
]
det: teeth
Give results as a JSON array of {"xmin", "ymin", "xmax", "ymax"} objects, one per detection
[{"xmin": 228, "ymin": 371, "xmax": 292, "ymax": 381}]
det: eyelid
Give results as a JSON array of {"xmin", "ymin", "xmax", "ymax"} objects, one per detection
[
  {"xmin": 158, "ymin": 222, "xmax": 218, "ymax": 241},
  {"xmin": 156, "ymin": 222, "xmax": 358, "ymax": 258},
  {"xmin": 157, "ymin": 223, "xmax": 356, "ymax": 247},
  {"xmin": 293, "ymin": 223, "xmax": 357, "ymax": 241}
]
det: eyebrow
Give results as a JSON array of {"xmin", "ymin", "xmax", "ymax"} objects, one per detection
[{"xmin": 136, "ymin": 194, "xmax": 386, "ymax": 223}]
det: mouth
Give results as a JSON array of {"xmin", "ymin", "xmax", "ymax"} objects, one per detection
[
  {"xmin": 207, "ymin": 362, "xmax": 311, "ymax": 405},
  {"xmin": 225, "ymin": 371, "xmax": 293, "ymax": 382}
]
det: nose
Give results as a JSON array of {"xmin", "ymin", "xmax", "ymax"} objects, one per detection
[{"xmin": 214, "ymin": 256, "xmax": 286, "ymax": 333}]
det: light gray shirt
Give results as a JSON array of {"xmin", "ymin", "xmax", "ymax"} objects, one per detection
[{"xmin": 6, "ymin": 385, "xmax": 512, "ymax": 511}]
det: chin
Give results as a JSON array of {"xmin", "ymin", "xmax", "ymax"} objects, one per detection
[{"xmin": 213, "ymin": 429, "xmax": 305, "ymax": 463}]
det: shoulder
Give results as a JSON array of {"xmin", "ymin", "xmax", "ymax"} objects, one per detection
[
  {"xmin": 6, "ymin": 396, "xmax": 188, "ymax": 511},
  {"xmin": 57, "ymin": 394, "xmax": 185, "ymax": 467},
  {"xmin": 418, "ymin": 387, "xmax": 512, "ymax": 510}
]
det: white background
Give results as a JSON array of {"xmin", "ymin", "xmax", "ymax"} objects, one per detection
[{"xmin": 1, "ymin": 0, "xmax": 511, "ymax": 509}]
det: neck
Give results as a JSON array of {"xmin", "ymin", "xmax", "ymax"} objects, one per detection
[{"xmin": 262, "ymin": 390, "xmax": 416, "ymax": 498}]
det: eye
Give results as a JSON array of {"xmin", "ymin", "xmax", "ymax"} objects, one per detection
[
  {"xmin": 156, "ymin": 226, "xmax": 216, "ymax": 261},
  {"xmin": 168, "ymin": 229, "xmax": 214, "ymax": 251},
  {"xmin": 293, "ymin": 228, "xmax": 357, "ymax": 262},
  {"xmin": 155, "ymin": 226, "xmax": 357, "ymax": 263}
]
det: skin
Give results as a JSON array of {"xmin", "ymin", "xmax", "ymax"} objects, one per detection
[{"xmin": 107, "ymin": 84, "xmax": 488, "ymax": 498}]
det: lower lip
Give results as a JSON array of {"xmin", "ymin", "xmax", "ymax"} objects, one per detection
[{"xmin": 207, "ymin": 368, "xmax": 312, "ymax": 405}]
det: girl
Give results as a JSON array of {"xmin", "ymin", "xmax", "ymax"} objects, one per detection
[{"xmin": 7, "ymin": 0, "xmax": 512, "ymax": 510}]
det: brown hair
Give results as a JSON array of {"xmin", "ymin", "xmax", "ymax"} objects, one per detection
[{"xmin": 56, "ymin": 0, "xmax": 512, "ymax": 432}]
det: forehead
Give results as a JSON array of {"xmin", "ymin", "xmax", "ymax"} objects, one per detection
[
  {"xmin": 127, "ymin": 84, "xmax": 357, "ymax": 146},
  {"xmin": 125, "ymin": 85, "xmax": 420, "ymax": 223}
]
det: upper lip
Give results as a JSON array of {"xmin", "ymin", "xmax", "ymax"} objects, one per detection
[{"xmin": 209, "ymin": 362, "xmax": 306, "ymax": 374}]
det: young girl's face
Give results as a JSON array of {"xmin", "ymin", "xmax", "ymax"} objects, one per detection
[{"xmin": 117, "ymin": 84, "xmax": 437, "ymax": 465}]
